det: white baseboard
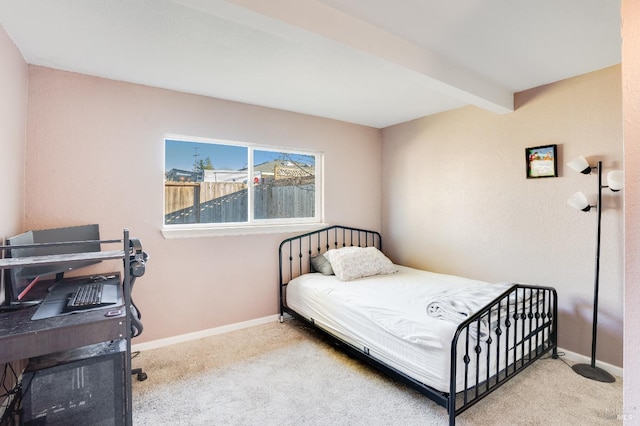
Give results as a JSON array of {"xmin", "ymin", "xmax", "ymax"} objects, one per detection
[
  {"xmin": 131, "ymin": 314, "xmax": 280, "ymax": 352},
  {"xmin": 558, "ymin": 347, "xmax": 623, "ymax": 379}
]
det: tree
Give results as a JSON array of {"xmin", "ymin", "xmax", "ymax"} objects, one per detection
[{"xmin": 195, "ymin": 156, "xmax": 214, "ymax": 171}]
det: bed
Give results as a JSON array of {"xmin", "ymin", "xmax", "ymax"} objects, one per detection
[{"xmin": 278, "ymin": 225, "xmax": 558, "ymax": 426}]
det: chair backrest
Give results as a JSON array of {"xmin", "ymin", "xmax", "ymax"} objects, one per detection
[
  {"xmin": 127, "ymin": 238, "xmax": 149, "ymax": 339},
  {"xmin": 130, "ymin": 298, "xmax": 143, "ymax": 337}
]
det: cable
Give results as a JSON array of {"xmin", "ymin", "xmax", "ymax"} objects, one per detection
[
  {"xmin": 541, "ymin": 350, "xmax": 573, "ymax": 369},
  {"xmin": 0, "ymin": 363, "xmax": 23, "ymax": 426}
]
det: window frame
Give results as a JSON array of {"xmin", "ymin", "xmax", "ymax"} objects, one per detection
[{"xmin": 162, "ymin": 134, "xmax": 325, "ymax": 238}]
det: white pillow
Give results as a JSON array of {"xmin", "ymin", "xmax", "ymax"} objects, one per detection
[{"xmin": 323, "ymin": 246, "xmax": 397, "ymax": 281}]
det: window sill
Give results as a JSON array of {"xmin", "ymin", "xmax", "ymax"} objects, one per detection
[{"xmin": 161, "ymin": 223, "xmax": 329, "ymax": 239}]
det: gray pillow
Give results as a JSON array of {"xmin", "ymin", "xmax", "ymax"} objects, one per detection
[{"xmin": 310, "ymin": 254, "xmax": 334, "ymax": 275}]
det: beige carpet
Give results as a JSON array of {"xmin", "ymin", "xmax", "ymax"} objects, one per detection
[{"xmin": 132, "ymin": 319, "xmax": 622, "ymax": 425}]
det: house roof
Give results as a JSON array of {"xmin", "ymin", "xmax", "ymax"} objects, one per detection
[{"xmin": 253, "ymin": 160, "xmax": 314, "ymax": 176}]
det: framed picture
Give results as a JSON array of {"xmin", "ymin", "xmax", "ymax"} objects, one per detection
[{"xmin": 526, "ymin": 144, "xmax": 558, "ymax": 178}]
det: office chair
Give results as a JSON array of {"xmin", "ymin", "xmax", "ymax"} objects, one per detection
[{"xmin": 128, "ymin": 238, "xmax": 149, "ymax": 381}]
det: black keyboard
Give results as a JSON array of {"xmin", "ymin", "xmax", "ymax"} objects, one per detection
[{"xmin": 66, "ymin": 283, "xmax": 104, "ymax": 311}]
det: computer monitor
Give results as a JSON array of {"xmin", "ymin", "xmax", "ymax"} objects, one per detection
[{"xmin": 2, "ymin": 224, "xmax": 102, "ymax": 306}]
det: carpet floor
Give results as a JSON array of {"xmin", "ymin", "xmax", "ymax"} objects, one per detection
[{"xmin": 131, "ymin": 319, "xmax": 623, "ymax": 425}]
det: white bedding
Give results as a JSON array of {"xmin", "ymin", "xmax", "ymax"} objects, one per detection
[{"xmin": 286, "ymin": 265, "xmax": 532, "ymax": 393}]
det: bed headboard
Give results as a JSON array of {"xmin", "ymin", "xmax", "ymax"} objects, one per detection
[{"xmin": 278, "ymin": 225, "xmax": 381, "ymax": 315}]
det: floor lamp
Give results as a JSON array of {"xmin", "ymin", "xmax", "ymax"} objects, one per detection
[{"xmin": 566, "ymin": 155, "xmax": 623, "ymax": 383}]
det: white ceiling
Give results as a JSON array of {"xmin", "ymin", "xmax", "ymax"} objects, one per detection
[{"xmin": 0, "ymin": 0, "xmax": 621, "ymax": 128}]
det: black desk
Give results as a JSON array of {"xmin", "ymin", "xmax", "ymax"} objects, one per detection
[
  {"xmin": 0, "ymin": 230, "xmax": 135, "ymax": 425},
  {"xmin": 0, "ymin": 276, "xmax": 127, "ymax": 364}
]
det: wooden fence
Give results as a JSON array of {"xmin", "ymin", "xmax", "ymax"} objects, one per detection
[
  {"xmin": 165, "ymin": 182, "xmax": 245, "ymax": 214},
  {"xmin": 164, "ymin": 181, "xmax": 314, "ymax": 224}
]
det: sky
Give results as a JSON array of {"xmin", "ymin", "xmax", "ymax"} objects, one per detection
[{"xmin": 165, "ymin": 139, "xmax": 314, "ymax": 172}]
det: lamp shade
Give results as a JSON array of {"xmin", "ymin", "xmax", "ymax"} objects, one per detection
[
  {"xmin": 566, "ymin": 156, "xmax": 592, "ymax": 174},
  {"xmin": 607, "ymin": 170, "xmax": 624, "ymax": 191},
  {"xmin": 568, "ymin": 191, "xmax": 591, "ymax": 211}
]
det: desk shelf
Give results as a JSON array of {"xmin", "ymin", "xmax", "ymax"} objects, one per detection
[
  {"xmin": 0, "ymin": 229, "xmax": 137, "ymax": 426},
  {"xmin": 0, "ymin": 249, "xmax": 125, "ymax": 268}
]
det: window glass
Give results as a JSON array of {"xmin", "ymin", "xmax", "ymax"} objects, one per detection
[
  {"xmin": 164, "ymin": 137, "xmax": 321, "ymax": 228},
  {"xmin": 253, "ymin": 150, "xmax": 316, "ymax": 220}
]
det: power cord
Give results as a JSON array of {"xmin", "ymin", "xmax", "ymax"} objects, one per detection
[{"xmin": 0, "ymin": 363, "xmax": 24, "ymax": 426}]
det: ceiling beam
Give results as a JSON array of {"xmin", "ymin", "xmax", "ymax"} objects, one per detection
[{"xmin": 172, "ymin": 0, "xmax": 514, "ymax": 114}]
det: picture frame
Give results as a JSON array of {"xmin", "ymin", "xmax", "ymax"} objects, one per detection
[{"xmin": 526, "ymin": 144, "xmax": 558, "ymax": 178}]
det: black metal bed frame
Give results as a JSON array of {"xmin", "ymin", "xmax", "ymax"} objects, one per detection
[{"xmin": 279, "ymin": 225, "xmax": 558, "ymax": 426}]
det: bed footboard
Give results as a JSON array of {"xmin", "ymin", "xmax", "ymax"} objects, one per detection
[
  {"xmin": 448, "ymin": 284, "xmax": 558, "ymax": 423},
  {"xmin": 278, "ymin": 225, "xmax": 558, "ymax": 426}
]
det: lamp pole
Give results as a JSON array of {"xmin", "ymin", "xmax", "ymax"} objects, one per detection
[{"xmin": 572, "ymin": 161, "xmax": 615, "ymax": 382}]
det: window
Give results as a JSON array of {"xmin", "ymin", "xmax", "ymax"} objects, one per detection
[{"xmin": 163, "ymin": 135, "xmax": 322, "ymax": 236}]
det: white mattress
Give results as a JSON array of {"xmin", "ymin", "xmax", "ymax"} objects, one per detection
[{"xmin": 286, "ymin": 265, "xmax": 532, "ymax": 393}]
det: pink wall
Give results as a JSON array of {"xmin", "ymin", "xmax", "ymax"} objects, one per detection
[
  {"xmin": 622, "ymin": 0, "xmax": 640, "ymax": 419},
  {"xmin": 25, "ymin": 67, "xmax": 382, "ymax": 342},
  {"xmin": 0, "ymin": 24, "xmax": 27, "ymax": 238},
  {"xmin": 381, "ymin": 66, "xmax": 624, "ymax": 367},
  {"xmin": 0, "ymin": 21, "xmax": 28, "ymax": 407}
]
